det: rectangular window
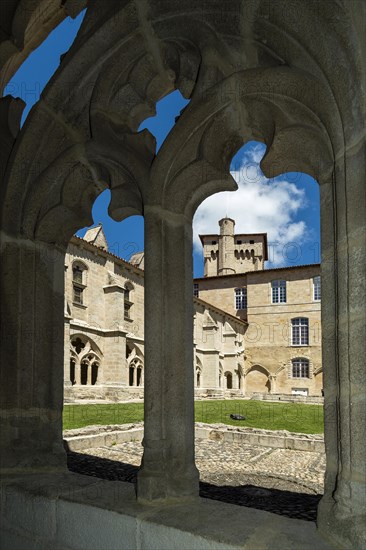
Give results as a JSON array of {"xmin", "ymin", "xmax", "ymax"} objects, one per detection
[
  {"xmin": 292, "ymin": 358, "xmax": 310, "ymax": 378},
  {"xmin": 235, "ymin": 288, "xmax": 247, "ymax": 309},
  {"xmin": 73, "ymin": 285, "xmax": 83, "ymax": 305},
  {"xmin": 272, "ymin": 280, "xmax": 286, "ymax": 303},
  {"xmin": 291, "ymin": 318, "xmax": 309, "ymax": 346},
  {"xmin": 313, "ymin": 276, "xmax": 321, "ymax": 301},
  {"xmin": 193, "ymin": 283, "xmax": 199, "ymax": 298},
  {"xmin": 124, "ymin": 303, "xmax": 131, "ymax": 319}
]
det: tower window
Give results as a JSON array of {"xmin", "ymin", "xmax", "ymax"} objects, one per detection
[
  {"xmin": 272, "ymin": 280, "xmax": 286, "ymax": 303},
  {"xmin": 235, "ymin": 288, "xmax": 247, "ymax": 309},
  {"xmin": 193, "ymin": 283, "xmax": 199, "ymax": 297}
]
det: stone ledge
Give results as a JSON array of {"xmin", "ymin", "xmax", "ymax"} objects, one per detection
[
  {"xmin": 0, "ymin": 473, "xmax": 333, "ymax": 550},
  {"xmin": 63, "ymin": 423, "xmax": 324, "ymax": 453}
]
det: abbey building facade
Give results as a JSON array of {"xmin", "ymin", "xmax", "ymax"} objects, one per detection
[{"xmin": 64, "ymin": 218, "xmax": 322, "ymax": 401}]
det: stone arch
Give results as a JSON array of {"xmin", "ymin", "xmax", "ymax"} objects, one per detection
[
  {"xmin": 195, "ymin": 356, "xmax": 203, "ymax": 388},
  {"xmin": 127, "ymin": 345, "xmax": 144, "ymax": 387},
  {"xmin": 313, "ymin": 366, "xmax": 323, "ymax": 395},
  {"xmin": 245, "ymin": 364, "xmax": 271, "ymax": 395},
  {"xmin": 69, "ymin": 334, "xmax": 102, "ymax": 386},
  {"xmin": 224, "ymin": 371, "xmax": 233, "ymax": 390}
]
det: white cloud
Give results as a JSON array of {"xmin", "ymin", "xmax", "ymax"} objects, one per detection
[{"xmin": 193, "ymin": 143, "xmax": 309, "ymax": 267}]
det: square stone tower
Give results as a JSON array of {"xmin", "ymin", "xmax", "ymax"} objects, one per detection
[{"xmin": 200, "ymin": 218, "xmax": 268, "ymax": 277}]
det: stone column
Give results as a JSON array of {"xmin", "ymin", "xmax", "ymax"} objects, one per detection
[
  {"xmin": 0, "ymin": 235, "xmax": 66, "ymax": 473},
  {"xmin": 86, "ymin": 363, "xmax": 92, "ymax": 385},
  {"xmin": 137, "ymin": 207, "xmax": 199, "ymax": 501},
  {"xmin": 75, "ymin": 360, "xmax": 81, "ymax": 385},
  {"xmin": 317, "ymin": 149, "xmax": 366, "ymax": 548}
]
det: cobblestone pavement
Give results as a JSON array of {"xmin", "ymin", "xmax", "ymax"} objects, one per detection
[{"xmin": 67, "ymin": 437, "xmax": 325, "ymax": 522}]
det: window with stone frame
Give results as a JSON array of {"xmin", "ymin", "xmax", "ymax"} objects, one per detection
[
  {"xmin": 271, "ymin": 279, "xmax": 286, "ymax": 303},
  {"xmin": 72, "ymin": 262, "xmax": 87, "ymax": 305},
  {"xmin": 235, "ymin": 287, "xmax": 247, "ymax": 309},
  {"xmin": 313, "ymin": 275, "xmax": 321, "ymax": 301},
  {"xmin": 291, "ymin": 317, "xmax": 309, "ymax": 346},
  {"xmin": 124, "ymin": 283, "xmax": 134, "ymax": 319},
  {"xmin": 292, "ymin": 358, "xmax": 310, "ymax": 378},
  {"xmin": 193, "ymin": 282, "xmax": 199, "ymax": 297}
]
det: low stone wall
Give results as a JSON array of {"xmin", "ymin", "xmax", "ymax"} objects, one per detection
[
  {"xmin": 251, "ymin": 393, "xmax": 324, "ymax": 405},
  {"xmin": 195, "ymin": 423, "xmax": 324, "ymax": 453},
  {"xmin": 64, "ymin": 424, "xmax": 143, "ymax": 451},
  {"xmin": 64, "ymin": 422, "xmax": 324, "ymax": 453},
  {"xmin": 64, "ymin": 385, "xmax": 144, "ymax": 402}
]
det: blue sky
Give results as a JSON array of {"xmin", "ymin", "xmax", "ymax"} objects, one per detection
[{"xmin": 4, "ymin": 12, "xmax": 320, "ymax": 277}]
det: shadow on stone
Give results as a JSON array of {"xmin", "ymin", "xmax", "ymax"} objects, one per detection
[{"xmin": 66, "ymin": 451, "xmax": 321, "ymax": 522}]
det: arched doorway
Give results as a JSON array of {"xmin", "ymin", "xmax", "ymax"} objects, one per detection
[{"xmin": 225, "ymin": 372, "xmax": 233, "ymax": 390}]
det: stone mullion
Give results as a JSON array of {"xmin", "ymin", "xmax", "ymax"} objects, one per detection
[
  {"xmin": 137, "ymin": 207, "xmax": 199, "ymax": 501},
  {"xmin": 86, "ymin": 362, "xmax": 92, "ymax": 385},
  {"xmin": 74, "ymin": 359, "xmax": 81, "ymax": 385}
]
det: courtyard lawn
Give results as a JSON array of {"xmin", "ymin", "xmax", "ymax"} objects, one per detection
[{"xmin": 63, "ymin": 400, "xmax": 324, "ymax": 434}]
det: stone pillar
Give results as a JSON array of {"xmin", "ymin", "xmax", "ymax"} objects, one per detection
[
  {"xmin": 317, "ymin": 149, "xmax": 366, "ymax": 548},
  {"xmin": 137, "ymin": 207, "xmax": 199, "ymax": 501},
  {"xmin": 64, "ymin": 316, "xmax": 72, "ymax": 386},
  {"xmin": 0, "ymin": 235, "xmax": 66, "ymax": 473},
  {"xmin": 269, "ymin": 375, "xmax": 277, "ymax": 394}
]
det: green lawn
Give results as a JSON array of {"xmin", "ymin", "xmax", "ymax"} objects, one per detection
[{"xmin": 63, "ymin": 400, "xmax": 324, "ymax": 434}]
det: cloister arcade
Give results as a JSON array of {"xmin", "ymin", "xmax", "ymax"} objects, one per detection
[{"xmin": 0, "ymin": 1, "xmax": 364, "ymax": 548}]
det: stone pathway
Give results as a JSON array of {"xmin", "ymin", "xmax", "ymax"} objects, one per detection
[{"xmin": 67, "ymin": 436, "xmax": 325, "ymax": 522}]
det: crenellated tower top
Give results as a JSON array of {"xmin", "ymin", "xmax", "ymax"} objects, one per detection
[{"xmin": 199, "ymin": 218, "xmax": 268, "ymax": 277}]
